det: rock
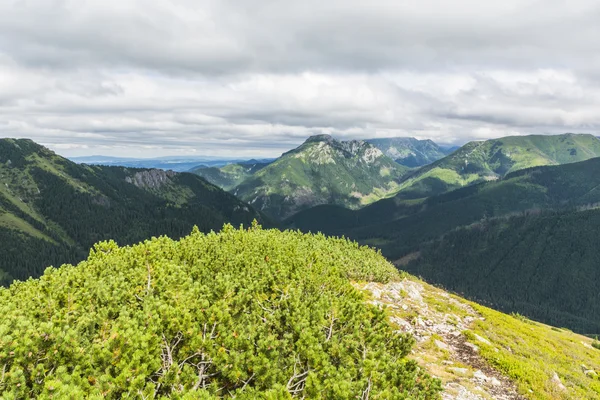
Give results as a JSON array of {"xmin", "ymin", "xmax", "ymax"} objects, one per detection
[
  {"xmin": 464, "ymin": 342, "xmax": 479, "ymax": 352},
  {"xmin": 473, "ymin": 333, "xmax": 491, "ymax": 345},
  {"xmin": 473, "ymin": 370, "xmax": 488, "ymax": 382},
  {"xmin": 389, "ymin": 316, "xmax": 413, "ymax": 333},
  {"xmin": 403, "ymin": 281, "xmax": 424, "ymax": 302},
  {"xmin": 125, "ymin": 169, "xmax": 176, "ymax": 190},
  {"xmin": 449, "ymin": 367, "xmax": 469, "ymax": 375},
  {"xmin": 584, "ymin": 370, "xmax": 598, "ymax": 378},
  {"xmin": 551, "ymin": 372, "xmax": 567, "ymax": 391},
  {"xmin": 490, "ymin": 377, "xmax": 502, "ymax": 386},
  {"xmin": 435, "ymin": 339, "xmax": 450, "ymax": 351}
]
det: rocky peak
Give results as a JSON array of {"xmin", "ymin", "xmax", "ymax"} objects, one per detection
[
  {"xmin": 304, "ymin": 134, "xmax": 334, "ymax": 144},
  {"xmin": 125, "ymin": 169, "xmax": 176, "ymax": 190}
]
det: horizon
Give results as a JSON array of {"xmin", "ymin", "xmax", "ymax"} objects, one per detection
[{"xmin": 4, "ymin": 131, "xmax": 598, "ymax": 159}]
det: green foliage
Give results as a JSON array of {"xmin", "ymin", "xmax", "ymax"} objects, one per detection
[
  {"xmin": 230, "ymin": 135, "xmax": 409, "ymax": 219},
  {"xmin": 593, "ymin": 337, "xmax": 600, "ymax": 351},
  {"xmin": 0, "ymin": 225, "xmax": 440, "ymax": 399},
  {"xmin": 0, "ymin": 139, "xmax": 268, "ymax": 285}
]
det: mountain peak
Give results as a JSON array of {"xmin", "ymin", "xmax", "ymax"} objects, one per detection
[{"xmin": 304, "ymin": 134, "xmax": 335, "ymax": 144}]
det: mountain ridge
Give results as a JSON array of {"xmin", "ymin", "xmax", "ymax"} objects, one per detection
[
  {"xmin": 0, "ymin": 138, "xmax": 267, "ymax": 285},
  {"xmin": 392, "ymin": 133, "xmax": 600, "ymax": 199},
  {"xmin": 367, "ymin": 137, "xmax": 452, "ymax": 167}
]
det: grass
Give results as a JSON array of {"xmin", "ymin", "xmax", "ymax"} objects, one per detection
[
  {"xmin": 0, "ymin": 212, "xmax": 54, "ymax": 242},
  {"xmin": 467, "ymin": 303, "xmax": 600, "ymax": 399},
  {"xmin": 397, "ymin": 167, "xmax": 481, "ymax": 192}
]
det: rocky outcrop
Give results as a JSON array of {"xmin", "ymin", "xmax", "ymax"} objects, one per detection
[
  {"xmin": 355, "ymin": 279, "xmax": 525, "ymax": 400},
  {"xmin": 125, "ymin": 169, "xmax": 177, "ymax": 190}
]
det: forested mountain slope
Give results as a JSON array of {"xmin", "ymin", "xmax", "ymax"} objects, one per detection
[
  {"xmin": 392, "ymin": 133, "xmax": 600, "ymax": 200},
  {"xmin": 0, "ymin": 138, "xmax": 266, "ymax": 285},
  {"xmin": 231, "ymin": 134, "xmax": 409, "ymax": 219},
  {"xmin": 289, "ymin": 157, "xmax": 600, "ymax": 333},
  {"xmin": 407, "ymin": 208, "xmax": 600, "ymax": 334},
  {"xmin": 191, "ymin": 160, "xmax": 271, "ymax": 190},
  {"xmin": 366, "ymin": 137, "xmax": 451, "ymax": 167}
]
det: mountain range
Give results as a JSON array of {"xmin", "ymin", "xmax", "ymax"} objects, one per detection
[
  {"xmin": 393, "ymin": 133, "xmax": 600, "ymax": 199},
  {"xmin": 0, "ymin": 138, "xmax": 266, "ymax": 285},
  {"xmin": 289, "ymin": 153, "xmax": 600, "ymax": 333},
  {"xmin": 2, "ymin": 134, "xmax": 600, "ymax": 398}
]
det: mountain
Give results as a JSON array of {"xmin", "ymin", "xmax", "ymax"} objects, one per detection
[
  {"xmin": 393, "ymin": 133, "xmax": 600, "ymax": 199},
  {"xmin": 1, "ymin": 225, "xmax": 598, "ymax": 398},
  {"xmin": 289, "ymin": 156, "xmax": 600, "ymax": 333},
  {"xmin": 230, "ymin": 134, "xmax": 409, "ymax": 219},
  {"xmin": 191, "ymin": 159, "xmax": 272, "ymax": 190},
  {"xmin": 366, "ymin": 137, "xmax": 451, "ymax": 167},
  {"xmin": 0, "ymin": 138, "xmax": 267, "ymax": 285}
]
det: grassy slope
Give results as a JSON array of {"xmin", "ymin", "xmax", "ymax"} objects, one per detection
[
  {"xmin": 359, "ymin": 276, "xmax": 600, "ymax": 399},
  {"xmin": 470, "ymin": 304, "xmax": 600, "ymax": 399},
  {"xmin": 0, "ymin": 139, "xmax": 266, "ymax": 284},
  {"xmin": 191, "ymin": 161, "xmax": 270, "ymax": 191},
  {"xmin": 233, "ymin": 135, "xmax": 408, "ymax": 219},
  {"xmin": 393, "ymin": 133, "xmax": 600, "ymax": 200}
]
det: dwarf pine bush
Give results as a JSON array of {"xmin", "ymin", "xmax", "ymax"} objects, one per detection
[{"xmin": 0, "ymin": 223, "xmax": 440, "ymax": 399}]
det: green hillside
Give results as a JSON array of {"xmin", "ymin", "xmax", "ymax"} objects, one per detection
[
  {"xmin": 232, "ymin": 135, "xmax": 409, "ymax": 219},
  {"xmin": 0, "ymin": 139, "xmax": 267, "ymax": 285},
  {"xmin": 367, "ymin": 137, "xmax": 451, "ymax": 167},
  {"xmin": 394, "ymin": 133, "xmax": 600, "ymax": 199},
  {"xmin": 0, "ymin": 225, "xmax": 440, "ymax": 399},
  {"xmin": 407, "ymin": 208, "xmax": 600, "ymax": 334},
  {"xmin": 191, "ymin": 160, "xmax": 270, "ymax": 191},
  {"xmin": 290, "ymin": 157, "xmax": 600, "ymax": 333}
]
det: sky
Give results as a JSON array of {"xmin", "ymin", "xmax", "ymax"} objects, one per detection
[{"xmin": 1, "ymin": 0, "xmax": 600, "ymax": 158}]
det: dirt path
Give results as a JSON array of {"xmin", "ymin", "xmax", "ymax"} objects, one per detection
[{"xmin": 355, "ymin": 279, "xmax": 525, "ymax": 400}]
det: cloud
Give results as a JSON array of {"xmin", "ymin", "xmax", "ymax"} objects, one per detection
[{"xmin": 0, "ymin": 0, "xmax": 599, "ymax": 157}]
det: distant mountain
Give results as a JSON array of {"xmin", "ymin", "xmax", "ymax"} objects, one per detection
[
  {"xmin": 0, "ymin": 139, "xmax": 267, "ymax": 285},
  {"xmin": 367, "ymin": 137, "xmax": 451, "ymax": 167},
  {"xmin": 394, "ymin": 133, "xmax": 600, "ymax": 199},
  {"xmin": 191, "ymin": 160, "xmax": 272, "ymax": 191},
  {"xmin": 230, "ymin": 134, "xmax": 409, "ymax": 219},
  {"xmin": 70, "ymin": 155, "xmax": 275, "ymax": 172},
  {"xmin": 289, "ymin": 156, "xmax": 600, "ymax": 333}
]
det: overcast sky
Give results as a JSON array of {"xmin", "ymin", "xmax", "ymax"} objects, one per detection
[{"xmin": 1, "ymin": 0, "xmax": 599, "ymax": 158}]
